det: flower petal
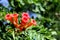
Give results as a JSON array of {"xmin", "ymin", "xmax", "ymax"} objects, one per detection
[{"xmin": 22, "ymin": 12, "xmax": 30, "ymax": 18}]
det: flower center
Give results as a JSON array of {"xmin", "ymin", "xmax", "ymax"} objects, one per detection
[{"xmin": 7, "ymin": 14, "xmax": 10, "ymax": 17}]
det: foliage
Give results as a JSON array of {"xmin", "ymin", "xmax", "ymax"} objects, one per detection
[{"xmin": 0, "ymin": 0, "xmax": 60, "ymax": 40}]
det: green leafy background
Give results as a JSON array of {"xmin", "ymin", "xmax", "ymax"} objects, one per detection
[{"xmin": 0, "ymin": 0, "xmax": 60, "ymax": 40}]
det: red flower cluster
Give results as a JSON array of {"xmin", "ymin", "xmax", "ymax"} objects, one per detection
[
  {"xmin": 21, "ymin": 12, "xmax": 30, "ymax": 25},
  {"xmin": 5, "ymin": 12, "xmax": 37, "ymax": 31},
  {"xmin": 5, "ymin": 13, "xmax": 19, "ymax": 28}
]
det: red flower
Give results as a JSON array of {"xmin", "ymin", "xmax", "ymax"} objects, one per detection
[
  {"xmin": 12, "ymin": 13, "xmax": 19, "ymax": 17},
  {"xmin": 21, "ymin": 16, "xmax": 29, "ymax": 25},
  {"xmin": 5, "ymin": 14, "xmax": 13, "ymax": 23},
  {"xmin": 12, "ymin": 13, "xmax": 19, "ymax": 23},
  {"xmin": 21, "ymin": 12, "xmax": 30, "ymax": 25},
  {"xmin": 22, "ymin": 12, "xmax": 30, "ymax": 18},
  {"xmin": 31, "ymin": 19, "xmax": 36, "ymax": 25},
  {"xmin": 27, "ymin": 19, "xmax": 36, "ymax": 27}
]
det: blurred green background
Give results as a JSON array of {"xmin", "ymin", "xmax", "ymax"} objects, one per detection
[{"xmin": 0, "ymin": 0, "xmax": 60, "ymax": 40}]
